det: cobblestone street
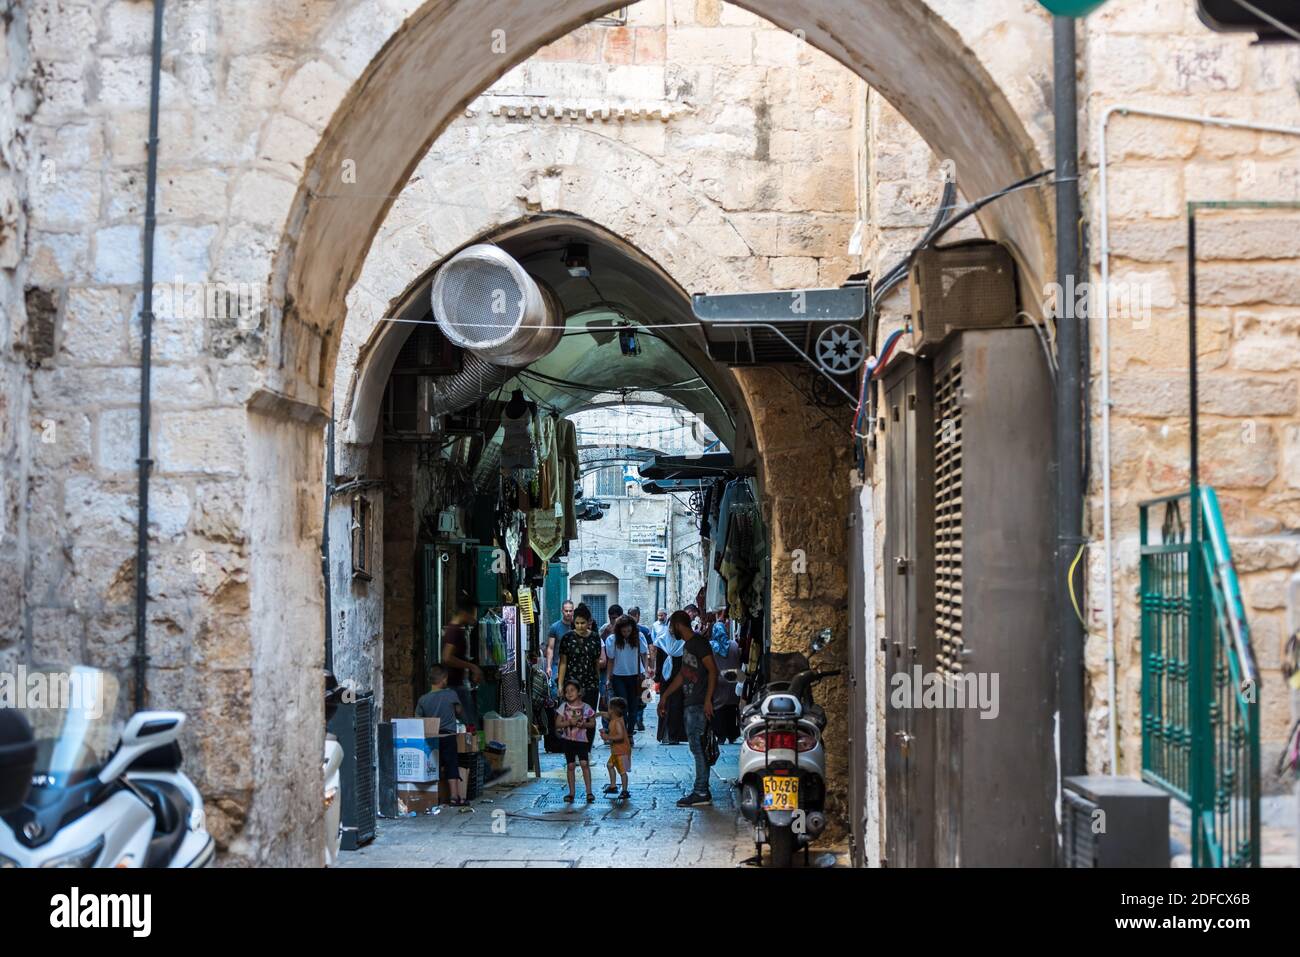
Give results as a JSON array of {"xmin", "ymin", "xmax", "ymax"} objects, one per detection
[{"xmin": 337, "ymin": 709, "xmax": 845, "ymax": 868}]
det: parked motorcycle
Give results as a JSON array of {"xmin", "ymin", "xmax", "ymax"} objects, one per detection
[
  {"xmin": 733, "ymin": 629, "xmax": 840, "ymax": 867},
  {"xmin": 0, "ymin": 666, "xmax": 214, "ymax": 868}
]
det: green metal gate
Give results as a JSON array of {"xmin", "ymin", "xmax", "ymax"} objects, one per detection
[{"xmin": 1139, "ymin": 486, "xmax": 1260, "ymax": 867}]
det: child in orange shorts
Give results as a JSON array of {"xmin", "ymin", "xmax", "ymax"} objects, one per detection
[{"xmin": 600, "ymin": 697, "xmax": 633, "ymax": 801}]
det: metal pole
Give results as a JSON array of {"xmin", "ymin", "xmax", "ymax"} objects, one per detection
[
  {"xmin": 1187, "ymin": 207, "xmax": 1204, "ymax": 866},
  {"xmin": 323, "ymin": 405, "xmax": 335, "ymax": 673},
  {"xmin": 133, "ymin": 0, "xmax": 166, "ymax": 712},
  {"xmin": 1053, "ymin": 15, "xmax": 1086, "ymax": 778}
]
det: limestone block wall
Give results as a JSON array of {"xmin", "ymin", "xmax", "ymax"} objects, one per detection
[
  {"xmin": 0, "ymin": 0, "xmax": 1078, "ymax": 863},
  {"xmin": 1081, "ymin": 1, "xmax": 1300, "ymax": 781},
  {"xmin": 0, "ymin": 2, "xmax": 33, "ymax": 682}
]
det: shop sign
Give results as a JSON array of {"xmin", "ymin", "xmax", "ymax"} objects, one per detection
[{"xmin": 630, "ymin": 523, "xmax": 666, "ymax": 545}]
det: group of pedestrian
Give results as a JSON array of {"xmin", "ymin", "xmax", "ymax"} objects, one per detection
[
  {"xmin": 422, "ymin": 594, "xmax": 742, "ymax": 810},
  {"xmin": 543, "ymin": 598, "xmax": 734, "ymax": 808}
]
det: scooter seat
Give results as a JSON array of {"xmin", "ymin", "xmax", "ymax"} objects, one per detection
[
  {"xmin": 803, "ymin": 704, "xmax": 827, "ymax": 730},
  {"xmin": 133, "ymin": 780, "xmax": 191, "ymax": 867}
]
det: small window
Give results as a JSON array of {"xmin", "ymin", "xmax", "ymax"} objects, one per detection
[
  {"xmin": 351, "ymin": 495, "xmax": 373, "ymax": 581},
  {"xmin": 596, "ymin": 466, "xmax": 622, "ymax": 498},
  {"xmin": 595, "ymin": 7, "xmax": 628, "ymax": 26}
]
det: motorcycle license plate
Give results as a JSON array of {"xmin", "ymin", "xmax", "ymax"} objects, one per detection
[{"xmin": 762, "ymin": 776, "xmax": 799, "ymax": 811}]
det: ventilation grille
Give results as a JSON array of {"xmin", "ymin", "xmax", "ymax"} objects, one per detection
[
  {"xmin": 338, "ymin": 693, "xmax": 376, "ymax": 850},
  {"xmin": 1062, "ymin": 789, "xmax": 1100, "ymax": 867},
  {"xmin": 933, "ymin": 358, "xmax": 964, "ymax": 675},
  {"xmin": 434, "ymin": 257, "xmax": 525, "ymax": 347}
]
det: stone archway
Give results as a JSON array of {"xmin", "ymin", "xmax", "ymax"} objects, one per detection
[{"xmin": 241, "ymin": 0, "xmax": 1055, "ymax": 862}]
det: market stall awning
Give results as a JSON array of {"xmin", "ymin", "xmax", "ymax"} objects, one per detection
[
  {"xmin": 640, "ymin": 478, "xmax": 709, "ymax": 495},
  {"xmin": 638, "ymin": 453, "xmax": 750, "ymax": 481}
]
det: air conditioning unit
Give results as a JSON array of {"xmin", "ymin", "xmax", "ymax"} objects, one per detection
[
  {"xmin": 327, "ymin": 691, "xmax": 376, "ymax": 851},
  {"xmin": 1062, "ymin": 776, "xmax": 1170, "ymax": 868},
  {"xmin": 692, "ymin": 285, "xmax": 868, "ymax": 368},
  {"xmin": 909, "ymin": 240, "xmax": 1018, "ymax": 356}
]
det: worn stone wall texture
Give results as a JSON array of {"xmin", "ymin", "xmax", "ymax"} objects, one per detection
[
  {"xmin": 0, "ymin": 2, "xmax": 34, "ymax": 686},
  {"xmin": 1081, "ymin": 1, "xmax": 1300, "ymax": 783},
  {"xmin": 0, "ymin": 0, "xmax": 1094, "ymax": 864}
]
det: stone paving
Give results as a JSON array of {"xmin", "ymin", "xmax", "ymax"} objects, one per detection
[{"xmin": 337, "ymin": 708, "xmax": 846, "ymax": 869}]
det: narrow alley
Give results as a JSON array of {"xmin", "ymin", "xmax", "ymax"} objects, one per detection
[{"xmin": 338, "ymin": 711, "xmax": 841, "ymax": 868}]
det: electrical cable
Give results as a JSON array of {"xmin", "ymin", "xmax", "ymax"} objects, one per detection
[{"xmin": 1067, "ymin": 543, "xmax": 1087, "ymax": 628}]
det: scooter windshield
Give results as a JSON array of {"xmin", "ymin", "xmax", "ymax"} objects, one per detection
[{"xmin": 4, "ymin": 667, "xmax": 123, "ymax": 787}]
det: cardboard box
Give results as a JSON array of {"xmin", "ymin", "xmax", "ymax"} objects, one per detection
[
  {"xmin": 395, "ymin": 781, "xmax": 440, "ymax": 815},
  {"xmin": 393, "ymin": 717, "xmax": 441, "ymax": 783},
  {"xmin": 455, "ymin": 730, "xmax": 480, "ymax": 754}
]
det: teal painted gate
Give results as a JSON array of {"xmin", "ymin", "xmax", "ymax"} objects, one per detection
[{"xmin": 1139, "ymin": 487, "xmax": 1260, "ymax": 867}]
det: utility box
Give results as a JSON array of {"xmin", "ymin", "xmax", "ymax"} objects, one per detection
[
  {"xmin": 1063, "ymin": 776, "xmax": 1171, "ymax": 868},
  {"xmin": 880, "ymin": 327, "xmax": 1056, "ymax": 867},
  {"xmin": 930, "ymin": 328, "xmax": 1056, "ymax": 867},
  {"xmin": 909, "ymin": 240, "xmax": 1018, "ymax": 356}
]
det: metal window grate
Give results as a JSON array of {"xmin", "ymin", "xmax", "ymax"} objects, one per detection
[
  {"xmin": 933, "ymin": 359, "xmax": 964, "ymax": 674},
  {"xmin": 1062, "ymin": 789, "xmax": 1100, "ymax": 867}
]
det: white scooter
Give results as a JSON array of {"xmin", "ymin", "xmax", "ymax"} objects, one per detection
[
  {"xmin": 0, "ymin": 667, "xmax": 214, "ymax": 868},
  {"xmin": 734, "ymin": 629, "xmax": 839, "ymax": 868}
]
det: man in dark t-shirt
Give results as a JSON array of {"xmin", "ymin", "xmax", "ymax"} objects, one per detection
[
  {"xmin": 546, "ymin": 600, "xmax": 575, "ymax": 692},
  {"xmin": 659, "ymin": 609, "xmax": 717, "ymax": 807},
  {"xmin": 441, "ymin": 600, "xmax": 481, "ymax": 727}
]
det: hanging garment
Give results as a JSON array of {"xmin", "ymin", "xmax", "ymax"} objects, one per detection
[
  {"xmin": 479, "ymin": 612, "xmax": 507, "ymax": 666},
  {"xmin": 528, "ymin": 505, "xmax": 564, "ymax": 562},
  {"xmin": 713, "ymin": 477, "xmax": 754, "ymax": 574},
  {"xmin": 705, "ymin": 539, "xmax": 727, "ymax": 612},
  {"xmin": 556, "ymin": 417, "xmax": 580, "ymax": 541},
  {"xmin": 538, "ymin": 415, "xmax": 559, "ymax": 510}
]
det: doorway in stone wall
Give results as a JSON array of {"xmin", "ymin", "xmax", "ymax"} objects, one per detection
[{"xmin": 327, "ymin": 216, "xmax": 785, "ymax": 865}]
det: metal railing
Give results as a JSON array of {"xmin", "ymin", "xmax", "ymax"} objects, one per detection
[{"xmin": 1140, "ymin": 487, "xmax": 1260, "ymax": 867}]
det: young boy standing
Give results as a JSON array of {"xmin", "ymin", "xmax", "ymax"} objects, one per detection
[
  {"xmin": 416, "ymin": 665, "xmax": 466, "ymax": 806},
  {"xmin": 600, "ymin": 697, "xmax": 633, "ymax": 801}
]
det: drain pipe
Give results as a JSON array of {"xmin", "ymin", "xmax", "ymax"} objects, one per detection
[
  {"xmin": 133, "ymin": 0, "xmax": 166, "ymax": 711},
  {"xmin": 323, "ymin": 404, "xmax": 334, "ymax": 673},
  {"xmin": 1096, "ymin": 106, "xmax": 1300, "ymax": 774},
  {"xmin": 1053, "ymin": 15, "xmax": 1086, "ymax": 779}
]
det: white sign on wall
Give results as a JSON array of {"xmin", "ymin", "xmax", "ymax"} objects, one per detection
[{"xmin": 630, "ymin": 523, "xmax": 666, "ymax": 545}]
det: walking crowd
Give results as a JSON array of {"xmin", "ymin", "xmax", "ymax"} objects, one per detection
[{"xmin": 540, "ymin": 599, "xmax": 743, "ymax": 808}]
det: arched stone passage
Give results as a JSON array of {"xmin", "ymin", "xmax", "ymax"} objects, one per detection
[
  {"xmin": 264, "ymin": 0, "xmax": 1054, "ymax": 414},
  {"xmin": 246, "ymin": 0, "xmax": 1055, "ymax": 860}
]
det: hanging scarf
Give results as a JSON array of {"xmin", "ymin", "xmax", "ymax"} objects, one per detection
[{"xmin": 710, "ymin": 621, "xmax": 730, "ymax": 658}]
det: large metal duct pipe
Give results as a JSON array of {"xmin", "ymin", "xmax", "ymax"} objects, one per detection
[
  {"xmin": 431, "ymin": 244, "xmax": 563, "ymax": 367},
  {"xmin": 427, "ymin": 350, "xmax": 514, "ymax": 418}
]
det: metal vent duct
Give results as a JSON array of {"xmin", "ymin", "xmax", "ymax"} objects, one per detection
[{"xmin": 431, "ymin": 244, "xmax": 563, "ymax": 367}]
